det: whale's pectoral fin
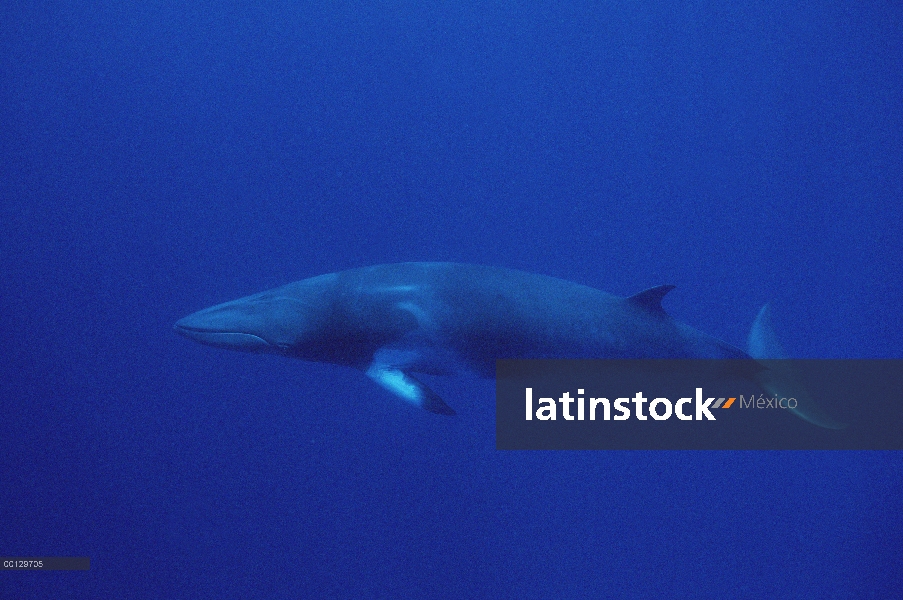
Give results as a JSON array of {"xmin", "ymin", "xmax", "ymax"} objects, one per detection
[{"xmin": 365, "ymin": 363, "xmax": 456, "ymax": 416}]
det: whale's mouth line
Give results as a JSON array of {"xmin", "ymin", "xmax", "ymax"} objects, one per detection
[
  {"xmin": 174, "ymin": 325, "xmax": 271, "ymax": 345},
  {"xmin": 175, "ymin": 324, "xmax": 226, "ymax": 333}
]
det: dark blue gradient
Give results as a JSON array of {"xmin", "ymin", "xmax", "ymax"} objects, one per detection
[{"xmin": 2, "ymin": 1, "xmax": 901, "ymax": 597}]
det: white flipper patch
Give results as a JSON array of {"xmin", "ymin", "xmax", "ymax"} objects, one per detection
[
  {"xmin": 366, "ymin": 365, "xmax": 423, "ymax": 404},
  {"xmin": 365, "ymin": 350, "xmax": 456, "ymax": 415}
]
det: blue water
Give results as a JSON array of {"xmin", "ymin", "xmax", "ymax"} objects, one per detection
[{"xmin": 2, "ymin": 1, "xmax": 901, "ymax": 597}]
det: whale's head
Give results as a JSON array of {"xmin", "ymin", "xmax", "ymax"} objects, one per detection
[{"xmin": 174, "ymin": 276, "xmax": 337, "ymax": 355}]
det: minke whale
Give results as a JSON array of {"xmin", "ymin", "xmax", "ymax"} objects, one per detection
[{"xmin": 175, "ymin": 262, "xmax": 839, "ymax": 427}]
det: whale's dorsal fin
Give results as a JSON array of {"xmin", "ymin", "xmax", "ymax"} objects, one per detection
[{"xmin": 627, "ymin": 285, "xmax": 675, "ymax": 316}]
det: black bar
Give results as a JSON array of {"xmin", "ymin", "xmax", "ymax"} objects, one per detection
[{"xmin": 1, "ymin": 557, "xmax": 89, "ymax": 571}]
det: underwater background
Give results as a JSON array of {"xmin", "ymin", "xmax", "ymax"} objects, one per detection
[{"xmin": 2, "ymin": 1, "xmax": 901, "ymax": 597}]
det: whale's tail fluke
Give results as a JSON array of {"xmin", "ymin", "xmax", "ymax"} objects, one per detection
[{"xmin": 748, "ymin": 304, "xmax": 845, "ymax": 429}]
